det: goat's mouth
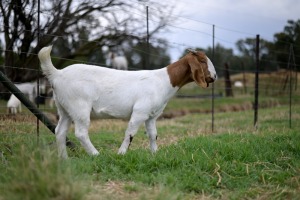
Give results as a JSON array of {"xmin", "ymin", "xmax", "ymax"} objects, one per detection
[
  {"xmin": 205, "ymin": 76, "xmax": 215, "ymax": 86},
  {"xmin": 205, "ymin": 77, "xmax": 214, "ymax": 83}
]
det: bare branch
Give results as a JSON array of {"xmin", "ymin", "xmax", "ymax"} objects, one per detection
[{"xmin": 0, "ymin": 0, "xmax": 174, "ymax": 82}]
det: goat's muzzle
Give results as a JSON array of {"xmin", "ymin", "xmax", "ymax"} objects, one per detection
[{"xmin": 205, "ymin": 75, "xmax": 216, "ymax": 87}]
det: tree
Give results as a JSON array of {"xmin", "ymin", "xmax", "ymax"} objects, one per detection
[
  {"xmin": 124, "ymin": 38, "xmax": 170, "ymax": 70},
  {"xmin": 0, "ymin": 0, "xmax": 174, "ymax": 84},
  {"xmin": 235, "ymin": 37, "xmax": 277, "ymax": 72},
  {"xmin": 272, "ymin": 19, "xmax": 300, "ymax": 70}
]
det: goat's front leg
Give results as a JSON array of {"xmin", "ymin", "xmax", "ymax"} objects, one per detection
[
  {"xmin": 118, "ymin": 113, "xmax": 148, "ymax": 155},
  {"xmin": 145, "ymin": 118, "xmax": 158, "ymax": 153}
]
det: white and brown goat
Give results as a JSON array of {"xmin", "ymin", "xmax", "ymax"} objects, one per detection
[{"xmin": 38, "ymin": 46, "xmax": 217, "ymax": 158}]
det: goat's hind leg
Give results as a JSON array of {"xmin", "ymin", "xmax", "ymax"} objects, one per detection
[
  {"xmin": 74, "ymin": 117, "xmax": 99, "ymax": 156},
  {"xmin": 55, "ymin": 105, "xmax": 72, "ymax": 159}
]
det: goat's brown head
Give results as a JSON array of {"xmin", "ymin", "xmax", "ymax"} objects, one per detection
[{"xmin": 186, "ymin": 49, "xmax": 217, "ymax": 88}]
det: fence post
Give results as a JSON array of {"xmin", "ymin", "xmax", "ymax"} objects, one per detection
[
  {"xmin": 254, "ymin": 34, "xmax": 260, "ymax": 129},
  {"xmin": 146, "ymin": 5, "xmax": 150, "ymax": 69},
  {"xmin": 37, "ymin": 0, "xmax": 41, "ymax": 143},
  {"xmin": 211, "ymin": 24, "xmax": 215, "ymax": 132},
  {"xmin": 288, "ymin": 44, "xmax": 296, "ymax": 128},
  {"xmin": 0, "ymin": 71, "xmax": 75, "ymax": 149}
]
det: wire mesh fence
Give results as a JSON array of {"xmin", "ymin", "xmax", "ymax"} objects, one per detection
[{"xmin": 0, "ymin": 1, "xmax": 299, "ymax": 142}]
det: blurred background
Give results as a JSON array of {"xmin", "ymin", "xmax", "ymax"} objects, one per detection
[{"xmin": 0, "ymin": 0, "xmax": 299, "ymax": 130}]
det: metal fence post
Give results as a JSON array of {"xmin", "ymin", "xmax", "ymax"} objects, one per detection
[
  {"xmin": 37, "ymin": 0, "xmax": 41, "ymax": 143},
  {"xmin": 254, "ymin": 34, "xmax": 260, "ymax": 129},
  {"xmin": 0, "ymin": 71, "xmax": 75, "ymax": 149},
  {"xmin": 288, "ymin": 44, "xmax": 296, "ymax": 128},
  {"xmin": 146, "ymin": 6, "xmax": 150, "ymax": 70},
  {"xmin": 211, "ymin": 24, "xmax": 215, "ymax": 132}
]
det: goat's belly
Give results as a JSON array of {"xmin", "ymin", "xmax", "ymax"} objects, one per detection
[{"xmin": 92, "ymin": 107, "xmax": 132, "ymax": 119}]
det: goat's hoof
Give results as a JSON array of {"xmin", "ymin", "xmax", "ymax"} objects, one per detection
[
  {"xmin": 118, "ymin": 148, "xmax": 127, "ymax": 155},
  {"xmin": 151, "ymin": 149, "xmax": 158, "ymax": 154},
  {"xmin": 58, "ymin": 151, "xmax": 68, "ymax": 159},
  {"xmin": 150, "ymin": 144, "xmax": 158, "ymax": 153},
  {"xmin": 91, "ymin": 151, "xmax": 100, "ymax": 156}
]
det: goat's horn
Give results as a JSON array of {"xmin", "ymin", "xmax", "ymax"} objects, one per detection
[{"xmin": 187, "ymin": 48, "xmax": 197, "ymax": 54}]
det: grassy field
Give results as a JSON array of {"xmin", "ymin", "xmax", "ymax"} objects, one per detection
[
  {"xmin": 0, "ymin": 101, "xmax": 300, "ymax": 199},
  {"xmin": 0, "ymin": 71, "xmax": 300, "ymax": 199}
]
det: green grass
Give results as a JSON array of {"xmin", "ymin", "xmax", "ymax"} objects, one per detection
[
  {"xmin": 1, "ymin": 104, "xmax": 300, "ymax": 199},
  {"xmin": 0, "ymin": 144, "xmax": 86, "ymax": 200},
  {"xmin": 1, "ymin": 70, "xmax": 300, "ymax": 199}
]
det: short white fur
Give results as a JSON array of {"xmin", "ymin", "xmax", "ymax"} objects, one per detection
[
  {"xmin": 7, "ymin": 94, "xmax": 22, "ymax": 114},
  {"xmin": 38, "ymin": 46, "xmax": 216, "ymax": 158}
]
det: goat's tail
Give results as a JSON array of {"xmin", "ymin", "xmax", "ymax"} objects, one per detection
[{"xmin": 38, "ymin": 46, "xmax": 58, "ymax": 80}]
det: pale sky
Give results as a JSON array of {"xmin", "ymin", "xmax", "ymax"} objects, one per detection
[{"xmin": 150, "ymin": 0, "xmax": 300, "ymax": 61}]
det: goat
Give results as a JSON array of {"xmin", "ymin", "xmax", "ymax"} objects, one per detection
[
  {"xmin": 38, "ymin": 46, "xmax": 217, "ymax": 158},
  {"xmin": 15, "ymin": 79, "xmax": 49, "ymax": 104},
  {"xmin": 7, "ymin": 94, "xmax": 22, "ymax": 114},
  {"xmin": 15, "ymin": 82, "xmax": 36, "ymax": 102},
  {"xmin": 106, "ymin": 52, "xmax": 128, "ymax": 70}
]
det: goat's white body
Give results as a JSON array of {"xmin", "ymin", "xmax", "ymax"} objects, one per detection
[
  {"xmin": 38, "ymin": 46, "xmax": 216, "ymax": 158},
  {"xmin": 39, "ymin": 46, "xmax": 180, "ymax": 158},
  {"xmin": 7, "ymin": 94, "xmax": 22, "ymax": 114},
  {"xmin": 53, "ymin": 65, "xmax": 177, "ymax": 120}
]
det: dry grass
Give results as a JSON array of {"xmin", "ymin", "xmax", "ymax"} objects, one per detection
[
  {"xmin": 86, "ymin": 181, "xmax": 161, "ymax": 200},
  {"xmin": 86, "ymin": 180, "xmax": 215, "ymax": 200},
  {"xmin": 89, "ymin": 119, "xmax": 128, "ymax": 133}
]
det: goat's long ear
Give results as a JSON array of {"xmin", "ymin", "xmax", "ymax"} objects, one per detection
[{"xmin": 188, "ymin": 56, "xmax": 208, "ymax": 88}]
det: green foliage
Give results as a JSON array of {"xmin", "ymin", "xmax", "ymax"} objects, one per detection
[
  {"xmin": 272, "ymin": 19, "xmax": 300, "ymax": 70},
  {"xmin": 125, "ymin": 39, "xmax": 171, "ymax": 70}
]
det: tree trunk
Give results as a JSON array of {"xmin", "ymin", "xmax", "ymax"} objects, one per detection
[{"xmin": 224, "ymin": 62, "xmax": 233, "ymax": 97}]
